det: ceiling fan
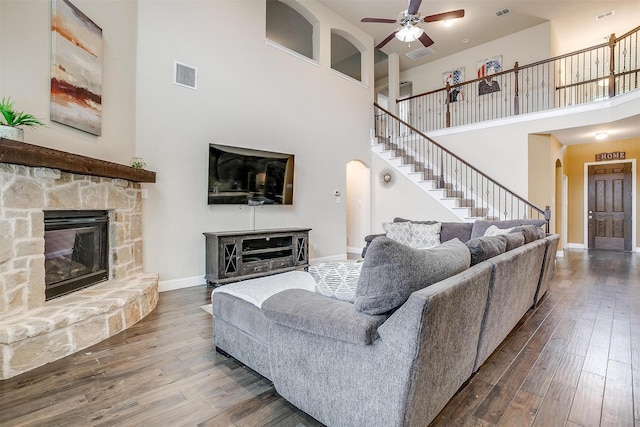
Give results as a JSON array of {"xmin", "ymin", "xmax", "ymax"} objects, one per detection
[{"xmin": 361, "ymin": 0, "xmax": 465, "ymax": 49}]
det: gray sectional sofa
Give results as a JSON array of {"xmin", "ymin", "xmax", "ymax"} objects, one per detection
[{"xmin": 211, "ymin": 219, "xmax": 559, "ymax": 427}]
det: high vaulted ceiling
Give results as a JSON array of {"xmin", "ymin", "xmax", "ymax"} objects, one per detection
[
  {"xmin": 316, "ymin": 1, "xmax": 640, "ymax": 145},
  {"xmin": 317, "ymin": 1, "xmax": 639, "ymax": 82}
]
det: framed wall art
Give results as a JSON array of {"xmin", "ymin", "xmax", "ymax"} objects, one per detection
[
  {"xmin": 51, "ymin": 0, "xmax": 103, "ymax": 136},
  {"xmin": 477, "ymin": 55, "xmax": 502, "ymax": 96},
  {"xmin": 442, "ymin": 67, "xmax": 465, "ymax": 102}
]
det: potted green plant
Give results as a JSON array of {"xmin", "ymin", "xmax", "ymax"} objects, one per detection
[{"xmin": 0, "ymin": 97, "xmax": 45, "ymax": 141}]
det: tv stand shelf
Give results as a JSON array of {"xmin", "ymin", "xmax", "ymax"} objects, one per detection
[{"xmin": 203, "ymin": 228, "xmax": 311, "ymax": 286}]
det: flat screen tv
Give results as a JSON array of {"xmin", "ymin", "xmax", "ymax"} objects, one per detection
[{"xmin": 208, "ymin": 144, "xmax": 295, "ymax": 205}]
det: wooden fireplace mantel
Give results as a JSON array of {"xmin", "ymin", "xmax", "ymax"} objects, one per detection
[{"xmin": 0, "ymin": 137, "xmax": 156, "ymax": 183}]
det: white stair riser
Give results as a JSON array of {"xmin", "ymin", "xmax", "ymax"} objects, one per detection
[{"xmin": 373, "ymin": 142, "xmax": 488, "ymax": 222}]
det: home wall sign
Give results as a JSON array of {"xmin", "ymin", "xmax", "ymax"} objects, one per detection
[{"xmin": 595, "ymin": 152, "xmax": 626, "ymax": 161}]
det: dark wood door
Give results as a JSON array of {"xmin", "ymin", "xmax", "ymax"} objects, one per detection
[{"xmin": 587, "ymin": 162, "xmax": 632, "ymax": 251}]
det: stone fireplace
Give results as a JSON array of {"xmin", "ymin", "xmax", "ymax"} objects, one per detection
[{"xmin": 0, "ymin": 138, "xmax": 159, "ymax": 380}]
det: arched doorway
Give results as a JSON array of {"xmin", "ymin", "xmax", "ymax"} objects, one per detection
[{"xmin": 346, "ymin": 160, "xmax": 370, "ymax": 257}]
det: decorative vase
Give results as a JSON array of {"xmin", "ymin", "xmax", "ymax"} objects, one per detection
[{"xmin": 0, "ymin": 125, "xmax": 24, "ymax": 141}]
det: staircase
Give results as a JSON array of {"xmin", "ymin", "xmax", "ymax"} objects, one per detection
[{"xmin": 373, "ymin": 103, "xmax": 550, "ymax": 228}]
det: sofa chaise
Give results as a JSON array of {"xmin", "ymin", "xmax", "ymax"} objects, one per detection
[{"xmin": 211, "ymin": 219, "xmax": 560, "ymax": 426}]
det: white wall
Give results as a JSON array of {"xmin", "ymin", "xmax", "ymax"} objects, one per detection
[
  {"xmin": 0, "ymin": 0, "xmax": 138, "ymax": 164},
  {"xmin": 370, "ymin": 91, "xmax": 640, "ymax": 234},
  {"xmin": 549, "ymin": 2, "xmax": 640, "ymax": 56},
  {"xmin": 428, "ymin": 90, "xmax": 640, "ymax": 198},
  {"xmin": 370, "ymin": 18, "xmax": 640, "ymax": 232},
  {"xmin": 398, "ymin": 22, "xmax": 551, "ymax": 96},
  {"xmin": 0, "ymin": 0, "xmax": 374, "ymax": 288},
  {"xmin": 371, "ymin": 22, "xmax": 551, "ymax": 212},
  {"xmin": 0, "ymin": 3, "xmax": 3, "ymax": 97},
  {"xmin": 371, "ymin": 154, "xmax": 460, "ymax": 233},
  {"xmin": 134, "ymin": 1, "xmax": 374, "ymax": 286}
]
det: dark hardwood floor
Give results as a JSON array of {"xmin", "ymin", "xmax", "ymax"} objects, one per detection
[{"xmin": 1, "ymin": 249, "xmax": 638, "ymax": 426}]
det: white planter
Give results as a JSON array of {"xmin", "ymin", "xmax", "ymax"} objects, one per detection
[{"xmin": 0, "ymin": 125, "xmax": 24, "ymax": 141}]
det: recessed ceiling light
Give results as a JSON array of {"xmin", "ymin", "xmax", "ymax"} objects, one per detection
[
  {"xmin": 462, "ymin": 38, "xmax": 470, "ymax": 43},
  {"xmin": 595, "ymin": 132, "xmax": 608, "ymax": 140}
]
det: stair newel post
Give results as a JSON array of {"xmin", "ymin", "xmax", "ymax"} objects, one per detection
[
  {"xmin": 544, "ymin": 205, "xmax": 551, "ymax": 233},
  {"xmin": 608, "ymin": 33, "xmax": 616, "ymax": 98},
  {"xmin": 445, "ymin": 81, "xmax": 451, "ymax": 128},
  {"xmin": 513, "ymin": 62, "xmax": 520, "ymax": 115}
]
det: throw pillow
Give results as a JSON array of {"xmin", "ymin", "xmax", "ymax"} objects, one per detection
[
  {"xmin": 510, "ymin": 225, "xmax": 541, "ymax": 244},
  {"xmin": 382, "ymin": 221, "xmax": 413, "ymax": 246},
  {"xmin": 483, "ymin": 225, "xmax": 515, "ymax": 237},
  {"xmin": 309, "ymin": 262, "xmax": 361, "ymax": 303},
  {"xmin": 440, "ymin": 222, "xmax": 474, "ymax": 243},
  {"xmin": 498, "ymin": 231, "xmax": 525, "ymax": 251},
  {"xmin": 410, "ymin": 222, "xmax": 441, "ymax": 249},
  {"xmin": 466, "ymin": 235, "xmax": 507, "ymax": 266},
  {"xmin": 470, "ymin": 219, "xmax": 547, "ymax": 239},
  {"xmin": 355, "ymin": 237, "xmax": 470, "ymax": 315}
]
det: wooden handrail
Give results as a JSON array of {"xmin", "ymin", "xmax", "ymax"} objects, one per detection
[
  {"xmin": 398, "ymin": 25, "xmax": 639, "ymax": 104},
  {"xmin": 556, "ymin": 68, "xmax": 640, "ymax": 91},
  {"xmin": 374, "ymin": 102, "xmax": 547, "ymax": 217},
  {"xmin": 615, "ymin": 25, "xmax": 640, "ymax": 41}
]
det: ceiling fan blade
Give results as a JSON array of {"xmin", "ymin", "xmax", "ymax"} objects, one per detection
[
  {"xmin": 419, "ymin": 32, "xmax": 435, "ymax": 47},
  {"xmin": 376, "ymin": 32, "xmax": 398, "ymax": 49},
  {"xmin": 361, "ymin": 17, "xmax": 397, "ymax": 23},
  {"xmin": 424, "ymin": 9, "xmax": 465, "ymax": 23},
  {"xmin": 407, "ymin": 0, "xmax": 423, "ymax": 15}
]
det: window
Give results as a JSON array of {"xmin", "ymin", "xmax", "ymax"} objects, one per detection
[
  {"xmin": 331, "ymin": 30, "xmax": 362, "ymax": 81},
  {"xmin": 266, "ymin": 0, "xmax": 316, "ymax": 61}
]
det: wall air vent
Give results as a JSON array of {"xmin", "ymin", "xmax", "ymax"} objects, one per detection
[
  {"xmin": 405, "ymin": 47, "xmax": 436, "ymax": 61},
  {"xmin": 596, "ymin": 10, "xmax": 614, "ymax": 20},
  {"xmin": 495, "ymin": 7, "xmax": 511, "ymax": 17},
  {"xmin": 174, "ymin": 62, "xmax": 197, "ymax": 89}
]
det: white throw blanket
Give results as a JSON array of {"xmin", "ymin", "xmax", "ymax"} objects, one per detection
[{"xmin": 212, "ymin": 270, "xmax": 316, "ymax": 308}]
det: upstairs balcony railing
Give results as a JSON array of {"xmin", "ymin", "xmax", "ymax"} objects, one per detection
[
  {"xmin": 397, "ymin": 26, "xmax": 640, "ymax": 132},
  {"xmin": 373, "ymin": 104, "xmax": 550, "ymax": 230}
]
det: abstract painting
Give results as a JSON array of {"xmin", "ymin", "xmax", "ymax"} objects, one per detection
[
  {"xmin": 51, "ymin": 0, "xmax": 102, "ymax": 136},
  {"xmin": 442, "ymin": 67, "xmax": 465, "ymax": 102},
  {"xmin": 477, "ymin": 55, "xmax": 502, "ymax": 96}
]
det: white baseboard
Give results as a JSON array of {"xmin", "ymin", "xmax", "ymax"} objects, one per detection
[
  {"xmin": 310, "ymin": 254, "xmax": 348, "ymax": 264},
  {"xmin": 556, "ymin": 250, "xmax": 564, "ymax": 258},
  {"xmin": 566, "ymin": 243, "xmax": 640, "ymax": 252},
  {"xmin": 566, "ymin": 243, "xmax": 586, "ymax": 250},
  {"xmin": 346, "ymin": 246, "xmax": 364, "ymax": 255},
  {"xmin": 158, "ymin": 257, "xmax": 351, "ymax": 290},
  {"xmin": 159, "ymin": 275, "xmax": 205, "ymax": 292}
]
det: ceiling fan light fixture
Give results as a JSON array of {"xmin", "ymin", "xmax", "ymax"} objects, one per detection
[
  {"xmin": 395, "ymin": 24, "xmax": 424, "ymax": 43},
  {"xmin": 443, "ymin": 19, "xmax": 453, "ymax": 27}
]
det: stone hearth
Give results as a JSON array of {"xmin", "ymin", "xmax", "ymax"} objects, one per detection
[{"xmin": 0, "ymin": 151, "xmax": 158, "ymax": 379}]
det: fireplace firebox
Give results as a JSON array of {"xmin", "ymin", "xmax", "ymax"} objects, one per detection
[{"xmin": 44, "ymin": 210, "xmax": 109, "ymax": 300}]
